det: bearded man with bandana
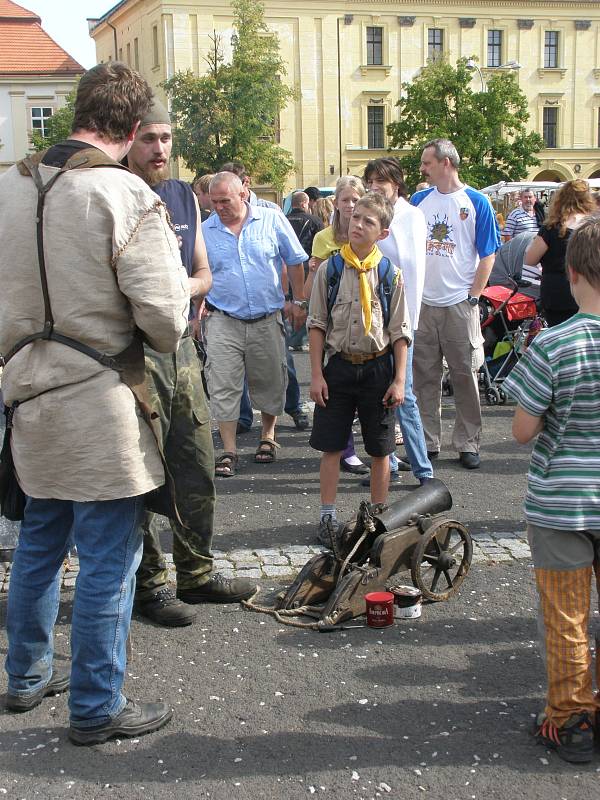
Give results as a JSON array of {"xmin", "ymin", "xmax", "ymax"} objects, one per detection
[{"xmin": 307, "ymin": 192, "xmax": 411, "ymax": 544}]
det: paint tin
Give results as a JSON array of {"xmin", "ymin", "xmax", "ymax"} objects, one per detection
[
  {"xmin": 365, "ymin": 591, "xmax": 394, "ymax": 628},
  {"xmin": 388, "ymin": 584, "xmax": 422, "ymax": 619}
]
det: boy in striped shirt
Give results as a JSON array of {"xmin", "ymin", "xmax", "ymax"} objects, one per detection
[{"xmin": 504, "ymin": 216, "xmax": 600, "ymax": 763}]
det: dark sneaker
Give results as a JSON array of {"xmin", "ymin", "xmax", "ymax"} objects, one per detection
[
  {"xmin": 459, "ymin": 451, "xmax": 480, "ymax": 470},
  {"xmin": 316, "ymin": 514, "xmax": 341, "ymax": 548},
  {"xmin": 134, "ymin": 587, "xmax": 197, "ymax": 627},
  {"xmin": 236, "ymin": 422, "xmax": 252, "ymax": 435},
  {"xmin": 69, "ymin": 699, "xmax": 172, "ymax": 746},
  {"xmin": 289, "ymin": 410, "xmax": 310, "ymax": 430},
  {"xmin": 176, "ymin": 573, "xmax": 258, "ymax": 604},
  {"xmin": 5, "ymin": 664, "xmax": 70, "ymax": 712},
  {"xmin": 534, "ymin": 711, "xmax": 594, "ymax": 763},
  {"xmin": 427, "ymin": 450, "xmax": 439, "ymax": 460}
]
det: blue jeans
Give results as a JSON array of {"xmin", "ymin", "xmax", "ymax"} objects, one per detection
[
  {"xmin": 239, "ymin": 376, "xmax": 253, "ymax": 428},
  {"xmin": 5, "ymin": 495, "xmax": 144, "ymax": 726},
  {"xmin": 390, "ymin": 344, "xmax": 433, "ymax": 480},
  {"xmin": 284, "ymin": 347, "xmax": 301, "ymax": 416}
]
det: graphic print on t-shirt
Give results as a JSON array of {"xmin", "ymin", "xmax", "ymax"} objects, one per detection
[{"xmin": 426, "ymin": 213, "xmax": 456, "ymax": 258}]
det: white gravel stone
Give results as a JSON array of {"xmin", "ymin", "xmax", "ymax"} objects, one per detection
[
  {"xmin": 262, "ymin": 565, "xmax": 294, "ymax": 577},
  {"xmin": 233, "ymin": 568, "xmax": 262, "ymax": 578}
]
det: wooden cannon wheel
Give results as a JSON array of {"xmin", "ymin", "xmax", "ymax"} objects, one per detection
[{"xmin": 410, "ymin": 519, "xmax": 472, "ymax": 602}]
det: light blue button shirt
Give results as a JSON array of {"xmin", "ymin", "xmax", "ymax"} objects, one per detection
[{"xmin": 202, "ymin": 203, "xmax": 308, "ymax": 320}]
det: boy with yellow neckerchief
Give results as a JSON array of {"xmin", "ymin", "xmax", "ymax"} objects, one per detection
[{"xmin": 307, "ymin": 193, "xmax": 412, "ymax": 544}]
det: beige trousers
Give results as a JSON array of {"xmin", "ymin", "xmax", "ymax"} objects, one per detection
[
  {"xmin": 204, "ymin": 310, "xmax": 287, "ymax": 422},
  {"xmin": 413, "ymin": 300, "xmax": 484, "ymax": 454}
]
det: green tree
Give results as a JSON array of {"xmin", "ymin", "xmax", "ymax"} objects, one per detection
[
  {"xmin": 30, "ymin": 85, "xmax": 77, "ymax": 151},
  {"xmin": 387, "ymin": 58, "xmax": 545, "ymax": 191},
  {"xmin": 164, "ymin": 0, "xmax": 295, "ymax": 190}
]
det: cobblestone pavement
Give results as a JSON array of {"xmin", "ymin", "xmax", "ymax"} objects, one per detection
[{"xmin": 0, "ymin": 530, "xmax": 532, "ymax": 592}]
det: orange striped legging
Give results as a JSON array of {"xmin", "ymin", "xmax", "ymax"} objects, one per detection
[{"xmin": 536, "ymin": 564, "xmax": 600, "ymax": 727}]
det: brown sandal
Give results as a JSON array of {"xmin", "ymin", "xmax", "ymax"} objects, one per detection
[
  {"xmin": 215, "ymin": 451, "xmax": 238, "ymax": 477},
  {"xmin": 254, "ymin": 439, "xmax": 280, "ymax": 464}
]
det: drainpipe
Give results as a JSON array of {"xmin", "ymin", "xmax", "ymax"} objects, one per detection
[
  {"xmin": 336, "ymin": 18, "xmax": 343, "ymax": 177},
  {"xmin": 107, "ymin": 21, "xmax": 118, "ymax": 61}
]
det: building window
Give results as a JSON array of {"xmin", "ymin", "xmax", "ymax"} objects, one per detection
[
  {"xmin": 368, "ymin": 106, "xmax": 385, "ymax": 149},
  {"xmin": 152, "ymin": 25, "xmax": 159, "ymax": 67},
  {"xmin": 366, "ymin": 26, "xmax": 383, "ymax": 66},
  {"xmin": 134, "ymin": 37, "xmax": 139, "ymax": 70},
  {"xmin": 597, "ymin": 109, "xmax": 600, "ymax": 148},
  {"xmin": 126, "ymin": 42, "xmax": 131, "ymax": 65},
  {"xmin": 31, "ymin": 107, "xmax": 53, "ymax": 138},
  {"xmin": 487, "ymin": 30, "xmax": 503, "ymax": 67},
  {"xmin": 118, "ymin": 47, "xmax": 123, "ymax": 61},
  {"xmin": 428, "ymin": 28, "xmax": 444, "ymax": 62},
  {"xmin": 543, "ymin": 107, "xmax": 558, "ymax": 148},
  {"xmin": 544, "ymin": 31, "xmax": 559, "ymax": 68}
]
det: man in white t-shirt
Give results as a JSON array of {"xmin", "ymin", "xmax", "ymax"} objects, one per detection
[
  {"xmin": 363, "ymin": 157, "xmax": 433, "ymax": 484},
  {"xmin": 411, "ymin": 139, "xmax": 500, "ymax": 469}
]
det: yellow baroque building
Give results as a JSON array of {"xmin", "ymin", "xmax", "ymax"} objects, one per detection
[{"xmin": 90, "ymin": 0, "xmax": 600, "ymax": 195}]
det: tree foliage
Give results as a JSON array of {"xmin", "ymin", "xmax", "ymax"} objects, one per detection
[
  {"xmin": 30, "ymin": 85, "xmax": 77, "ymax": 151},
  {"xmin": 164, "ymin": 0, "xmax": 295, "ymax": 190},
  {"xmin": 387, "ymin": 58, "xmax": 545, "ymax": 191}
]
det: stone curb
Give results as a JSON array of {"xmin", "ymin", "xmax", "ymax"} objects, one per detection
[{"xmin": 0, "ymin": 531, "xmax": 531, "ymax": 592}]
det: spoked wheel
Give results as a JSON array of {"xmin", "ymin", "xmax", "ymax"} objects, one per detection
[{"xmin": 411, "ymin": 520, "xmax": 472, "ymax": 601}]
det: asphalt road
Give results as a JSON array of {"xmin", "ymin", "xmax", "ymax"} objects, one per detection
[{"xmin": 2, "ymin": 352, "xmax": 600, "ymax": 798}]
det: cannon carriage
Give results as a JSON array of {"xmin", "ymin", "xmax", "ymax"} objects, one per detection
[{"xmin": 271, "ymin": 478, "xmax": 472, "ymax": 630}]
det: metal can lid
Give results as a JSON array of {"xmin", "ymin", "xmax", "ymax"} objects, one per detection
[
  {"xmin": 388, "ymin": 584, "xmax": 421, "ymax": 597},
  {"xmin": 365, "ymin": 591, "xmax": 394, "ymax": 603}
]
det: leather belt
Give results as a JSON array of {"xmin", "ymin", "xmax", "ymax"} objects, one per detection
[
  {"xmin": 205, "ymin": 300, "xmax": 274, "ymax": 324},
  {"xmin": 339, "ymin": 346, "xmax": 390, "ymax": 365}
]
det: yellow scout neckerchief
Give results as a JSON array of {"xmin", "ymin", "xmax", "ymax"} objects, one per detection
[{"xmin": 339, "ymin": 243, "xmax": 383, "ymax": 335}]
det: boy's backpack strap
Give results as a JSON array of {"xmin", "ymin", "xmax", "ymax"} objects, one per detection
[
  {"xmin": 376, "ymin": 257, "xmax": 395, "ymax": 328},
  {"xmin": 325, "ymin": 251, "xmax": 344, "ymax": 318}
]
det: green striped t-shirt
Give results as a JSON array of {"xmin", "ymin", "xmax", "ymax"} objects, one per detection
[{"xmin": 504, "ymin": 313, "xmax": 600, "ymax": 530}]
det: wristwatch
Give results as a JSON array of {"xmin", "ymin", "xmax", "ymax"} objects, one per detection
[
  {"xmin": 292, "ymin": 299, "xmax": 309, "ymax": 311},
  {"xmin": 467, "ymin": 294, "xmax": 479, "ymax": 307}
]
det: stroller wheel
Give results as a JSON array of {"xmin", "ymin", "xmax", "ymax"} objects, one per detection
[
  {"xmin": 497, "ymin": 387, "xmax": 507, "ymax": 405},
  {"xmin": 485, "ymin": 387, "xmax": 501, "ymax": 405}
]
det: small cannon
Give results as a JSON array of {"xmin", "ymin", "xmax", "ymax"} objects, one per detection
[{"xmin": 274, "ymin": 478, "xmax": 472, "ymax": 629}]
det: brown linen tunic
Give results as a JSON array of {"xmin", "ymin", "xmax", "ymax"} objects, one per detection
[
  {"xmin": 0, "ymin": 162, "xmax": 189, "ymax": 501},
  {"xmin": 307, "ymin": 256, "xmax": 412, "ymax": 356}
]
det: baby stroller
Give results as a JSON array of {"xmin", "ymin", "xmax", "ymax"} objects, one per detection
[
  {"xmin": 477, "ymin": 285, "xmax": 543, "ymax": 404},
  {"xmin": 478, "ymin": 231, "xmax": 546, "ymax": 403},
  {"xmin": 441, "ymin": 231, "xmax": 545, "ymax": 403}
]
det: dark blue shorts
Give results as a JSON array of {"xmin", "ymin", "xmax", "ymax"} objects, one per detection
[{"xmin": 309, "ymin": 353, "xmax": 396, "ymax": 457}]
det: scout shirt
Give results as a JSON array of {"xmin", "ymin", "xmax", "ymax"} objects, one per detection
[{"xmin": 307, "ymin": 254, "xmax": 412, "ymax": 358}]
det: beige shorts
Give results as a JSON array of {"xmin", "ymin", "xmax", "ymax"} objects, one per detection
[{"xmin": 204, "ymin": 310, "xmax": 287, "ymax": 422}]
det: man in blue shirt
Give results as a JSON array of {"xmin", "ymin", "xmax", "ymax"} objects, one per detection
[{"xmin": 203, "ymin": 171, "xmax": 307, "ymax": 476}]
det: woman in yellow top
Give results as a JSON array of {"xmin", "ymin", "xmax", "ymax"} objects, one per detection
[{"xmin": 306, "ymin": 175, "xmax": 369, "ymax": 476}]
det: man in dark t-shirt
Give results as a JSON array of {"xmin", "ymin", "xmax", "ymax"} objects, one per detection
[
  {"xmin": 286, "ymin": 191, "xmax": 323, "ymax": 265},
  {"xmin": 126, "ymin": 99, "xmax": 257, "ymax": 627}
]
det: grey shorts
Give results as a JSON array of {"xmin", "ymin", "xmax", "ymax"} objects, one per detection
[
  {"xmin": 204, "ymin": 310, "xmax": 287, "ymax": 422},
  {"xmin": 528, "ymin": 523, "xmax": 600, "ymax": 571}
]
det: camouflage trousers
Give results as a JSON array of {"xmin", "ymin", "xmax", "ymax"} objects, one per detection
[{"xmin": 136, "ymin": 335, "xmax": 216, "ymax": 596}]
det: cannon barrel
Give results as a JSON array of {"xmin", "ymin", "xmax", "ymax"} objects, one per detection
[{"xmin": 374, "ymin": 477, "xmax": 452, "ymax": 533}]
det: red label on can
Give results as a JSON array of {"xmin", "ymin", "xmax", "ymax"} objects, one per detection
[{"xmin": 365, "ymin": 591, "xmax": 394, "ymax": 628}]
